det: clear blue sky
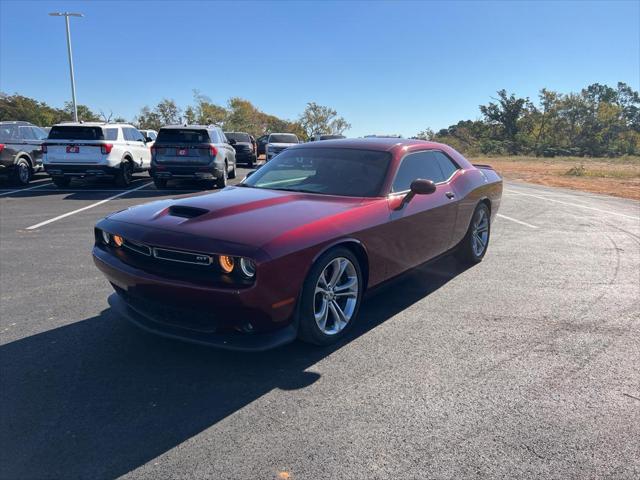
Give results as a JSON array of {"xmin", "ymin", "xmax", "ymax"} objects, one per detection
[{"xmin": 1, "ymin": 0, "xmax": 638, "ymax": 136}]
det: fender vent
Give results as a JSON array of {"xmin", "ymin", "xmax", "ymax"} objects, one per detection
[{"xmin": 168, "ymin": 205, "xmax": 209, "ymax": 218}]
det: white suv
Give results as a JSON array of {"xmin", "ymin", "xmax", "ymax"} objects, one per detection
[
  {"xmin": 265, "ymin": 133, "xmax": 299, "ymax": 161},
  {"xmin": 43, "ymin": 122, "xmax": 151, "ymax": 187}
]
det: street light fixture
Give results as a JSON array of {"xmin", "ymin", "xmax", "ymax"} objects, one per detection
[{"xmin": 49, "ymin": 12, "xmax": 84, "ymax": 122}]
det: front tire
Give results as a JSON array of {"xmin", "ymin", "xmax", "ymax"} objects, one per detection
[
  {"xmin": 11, "ymin": 158, "xmax": 32, "ymax": 186},
  {"xmin": 228, "ymin": 160, "xmax": 236, "ymax": 179},
  {"xmin": 298, "ymin": 247, "xmax": 363, "ymax": 346},
  {"xmin": 456, "ymin": 203, "xmax": 491, "ymax": 265}
]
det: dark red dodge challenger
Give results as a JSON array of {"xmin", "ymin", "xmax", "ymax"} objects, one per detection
[{"xmin": 93, "ymin": 138, "xmax": 502, "ymax": 350}]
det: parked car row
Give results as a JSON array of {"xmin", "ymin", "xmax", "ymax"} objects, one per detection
[{"xmin": 1, "ymin": 119, "xmax": 344, "ymax": 188}]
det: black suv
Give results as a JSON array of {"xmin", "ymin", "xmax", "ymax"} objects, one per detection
[
  {"xmin": 150, "ymin": 125, "xmax": 237, "ymax": 189},
  {"xmin": 0, "ymin": 121, "xmax": 48, "ymax": 185},
  {"xmin": 224, "ymin": 132, "xmax": 257, "ymax": 167}
]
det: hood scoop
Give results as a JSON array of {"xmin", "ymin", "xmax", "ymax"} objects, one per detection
[{"xmin": 167, "ymin": 205, "xmax": 209, "ymax": 219}]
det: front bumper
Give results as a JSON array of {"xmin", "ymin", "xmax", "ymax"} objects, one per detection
[
  {"xmin": 93, "ymin": 246, "xmax": 298, "ymax": 350},
  {"xmin": 108, "ymin": 293, "xmax": 296, "ymax": 351}
]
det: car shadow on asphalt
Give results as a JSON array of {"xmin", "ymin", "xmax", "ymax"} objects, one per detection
[{"xmin": 0, "ymin": 255, "xmax": 468, "ymax": 479}]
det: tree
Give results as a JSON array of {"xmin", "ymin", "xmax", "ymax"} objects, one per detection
[
  {"xmin": 135, "ymin": 99, "xmax": 182, "ymax": 130},
  {"xmin": 413, "ymin": 128, "xmax": 434, "ymax": 141},
  {"xmin": 479, "ymin": 90, "xmax": 529, "ymax": 154},
  {"xmin": 299, "ymin": 102, "xmax": 351, "ymax": 138}
]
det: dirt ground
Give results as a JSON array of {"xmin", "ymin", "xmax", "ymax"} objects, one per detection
[{"xmin": 471, "ymin": 156, "xmax": 640, "ymax": 200}]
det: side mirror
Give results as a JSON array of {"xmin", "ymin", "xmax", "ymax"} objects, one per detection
[
  {"xmin": 395, "ymin": 178, "xmax": 436, "ymax": 210},
  {"xmin": 245, "ymin": 170, "xmax": 256, "ymax": 178},
  {"xmin": 145, "ymin": 136, "xmax": 153, "ymax": 143},
  {"xmin": 228, "ymin": 138, "xmax": 237, "ymax": 145},
  {"xmin": 410, "ymin": 178, "xmax": 437, "ymax": 195}
]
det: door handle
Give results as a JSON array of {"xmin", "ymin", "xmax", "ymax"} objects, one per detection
[{"xmin": 445, "ymin": 191, "xmax": 455, "ymax": 199}]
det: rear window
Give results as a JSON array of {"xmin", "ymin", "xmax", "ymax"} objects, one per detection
[
  {"xmin": 225, "ymin": 132, "xmax": 251, "ymax": 142},
  {"xmin": 156, "ymin": 129, "xmax": 211, "ymax": 144},
  {"xmin": 48, "ymin": 126, "xmax": 104, "ymax": 141},
  {"xmin": 269, "ymin": 134, "xmax": 298, "ymax": 144}
]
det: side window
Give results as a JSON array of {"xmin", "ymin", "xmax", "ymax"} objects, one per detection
[
  {"xmin": 31, "ymin": 127, "xmax": 47, "ymax": 140},
  {"xmin": 209, "ymin": 129, "xmax": 220, "ymax": 143},
  {"xmin": 105, "ymin": 128, "xmax": 118, "ymax": 141},
  {"xmin": 122, "ymin": 128, "xmax": 131, "ymax": 141},
  {"xmin": 132, "ymin": 129, "xmax": 144, "ymax": 142},
  {"xmin": 149, "ymin": 132, "xmax": 157, "ymax": 140},
  {"xmin": 219, "ymin": 130, "xmax": 228, "ymax": 143},
  {"xmin": 392, "ymin": 151, "xmax": 446, "ymax": 192},
  {"xmin": 433, "ymin": 151, "xmax": 459, "ymax": 181},
  {"xmin": 19, "ymin": 126, "xmax": 36, "ymax": 140}
]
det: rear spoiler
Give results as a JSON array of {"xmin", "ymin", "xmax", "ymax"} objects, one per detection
[{"xmin": 472, "ymin": 163, "xmax": 495, "ymax": 170}]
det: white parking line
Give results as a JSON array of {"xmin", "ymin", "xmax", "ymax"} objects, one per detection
[
  {"xmin": 506, "ymin": 190, "xmax": 639, "ymax": 220},
  {"xmin": 496, "ymin": 213, "xmax": 539, "ymax": 229},
  {"xmin": 0, "ymin": 182, "xmax": 52, "ymax": 197},
  {"xmin": 26, "ymin": 182, "xmax": 152, "ymax": 230}
]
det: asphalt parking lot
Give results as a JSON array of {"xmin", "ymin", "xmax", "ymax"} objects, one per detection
[{"xmin": 1, "ymin": 171, "xmax": 639, "ymax": 479}]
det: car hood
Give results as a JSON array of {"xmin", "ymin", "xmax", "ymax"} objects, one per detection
[{"xmin": 105, "ymin": 186, "xmax": 367, "ymax": 252}]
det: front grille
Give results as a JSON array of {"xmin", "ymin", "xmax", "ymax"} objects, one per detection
[
  {"xmin": 123, "ymin": 239, "xmax": 151, "ymax": 256},
  {"xmin": 95, "ymin": 228, "xmax": 255, "ymax": 288},
  {"xmin": 153, "ymin": 247, "xmax": 213, "ymax": 266}
]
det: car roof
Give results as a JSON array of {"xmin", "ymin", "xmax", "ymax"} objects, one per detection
[
  {"xmin": 293, "ymin": 137, "xmax": 440, "ymax": 152},
  {"xmin": 161, "ymin": 124, "xmax": 220, "ymax": 130},
  {"xmin": 0, "ymin": 121, "xmax": 35, "ymax": 126},
  {"xmin": 51, "ymin": 122, "xmax": 134, "ymax": 128}
]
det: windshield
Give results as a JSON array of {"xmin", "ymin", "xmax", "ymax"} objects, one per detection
[
  {"xmin": 156, "ymin": 129, "xmax": 210, "ymax": 143},
  {"xmin": 48, "ymin": 126, "xmax": 104, "ymax": 140},
  {"xmin": 243, "ymin": 147, "xmax": 391, "ymax": 197},
  {"xmin": 268, "ymin": 134, "xmax": 298, "ymax": 144},
  {"xmin": 225, "ymin": 132, "xmax": 251, "ymax": 142}
]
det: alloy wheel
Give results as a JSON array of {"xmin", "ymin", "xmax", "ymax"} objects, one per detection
[
  {"xmin": 18, "ymin": 163, "xmax": 30, "ymax": 183},
  {"xmin": 471, "ymin": 209, "xmax": 489, "ymax": 257},
  {"xmin": 313, "ymin": 257, "xmax": 359, "ymax": 335}
]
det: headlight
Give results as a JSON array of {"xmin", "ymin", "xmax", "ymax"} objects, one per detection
[
  {"xmin": 219, "ymin": 255, "xmax": 235, "ymax": 273},
  {"xmin": 101, "ymin": 230, "xmax": 111, "ymax": 245},
  {"xmin": 239, "ymin": 258, "xmax": 256, "ymax": 278}
]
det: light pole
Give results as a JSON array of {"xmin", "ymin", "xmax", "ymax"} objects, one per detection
[{"xmin": 49, "ymin": 12, "xmax": 83, "ymax": 122}]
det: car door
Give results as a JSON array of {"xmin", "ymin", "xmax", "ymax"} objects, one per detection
[
  {"xmin": 29, "ymin": 127, "xmax": 47, "ymax": 168},
  {"xmin": 219, "ymin": 130, "xmax": 236, "ymax": 169},
  {"xmin": 125, "ymin": 128, "xmax": 149, "ymax": 168},
  {"xmin": 18, "ymin": 126, "xmax": 38, "ymax": 167},
  {"xmin": 385, "ymin": 150, "xmax": 460, "ymax": 275}
]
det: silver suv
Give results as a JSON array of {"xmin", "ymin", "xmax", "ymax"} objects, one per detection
[
  {"xmin": 265, "ymin": 133, "xmax": 299, "ymax": 161},
  {"xmin": 150, "ymin": 125, "xmax": 237, "ymax": 189}
]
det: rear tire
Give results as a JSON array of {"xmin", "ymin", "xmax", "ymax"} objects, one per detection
[
  {"xmin": 153, "ymin": 178, "xmax": 167, "ymax": 189},
  {"xmin": 456, "ymin": 203, "xmax": 491, "ymax": 265},
  {"xmin": 52, "ymin": 176, "xmax": 71, "ymax": 188},
  {"xmin": 115, "ymin": 160, "xmax": 133, "ymax": 187},
  {"xmin": 11, "ymin": 158, "xmax": 32, "ymax": 186},
  {"xmin": 297, "ymin": 247, "xmax": 363, "ymax": 346}
]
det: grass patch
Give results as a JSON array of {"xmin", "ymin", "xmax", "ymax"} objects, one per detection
[{"xmin": 469, "ymin": 155, "xmax": 640, "ymax": 200}]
